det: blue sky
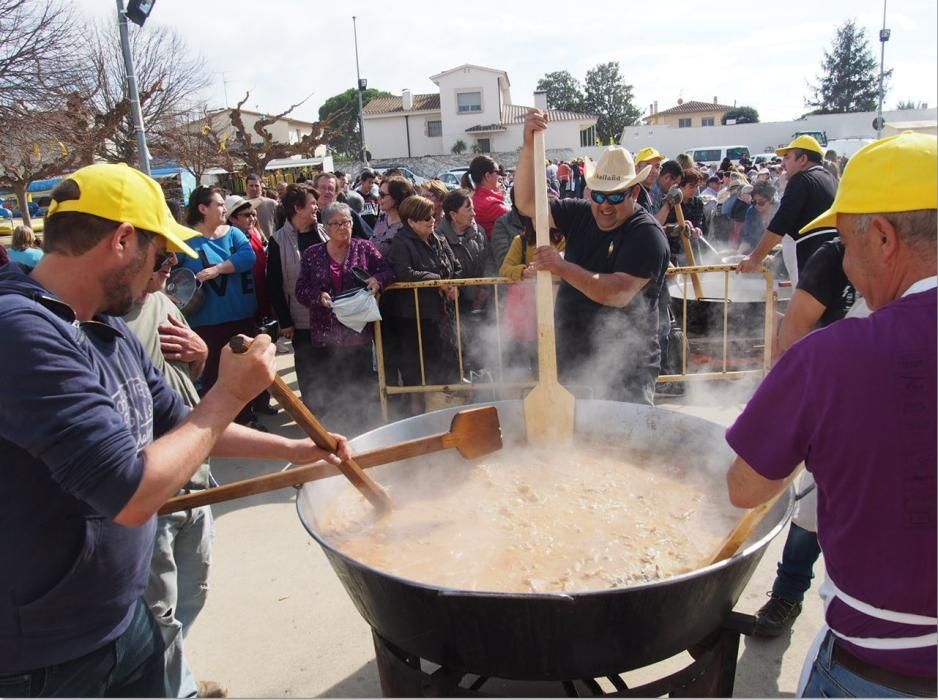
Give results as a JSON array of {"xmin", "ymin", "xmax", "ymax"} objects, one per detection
[{"xmin": 82, "ymin": 0, "xmax": 937, "ymax": 125}]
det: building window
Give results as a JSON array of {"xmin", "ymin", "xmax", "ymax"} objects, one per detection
[
  {"xmin": 579, "ymin": 125, "xmax": 596, "ymax": 147},
  {"xmin": 679, "ymin": 118, "xmax": 692, "ymax": 128},
  {"xmin": 457, "ymin": 91, "xmax": 482, "ymax": 113},
  {"xmin": 476, "ymin": 138, "xmax": 491, "ymax": 153},
  {"xmin": 427, "ymin": 120, "xmax": 442, "ymax": 137},
  {"xmin": 701, "ymin": 117, "xmax": 715, "ymax": 127}
]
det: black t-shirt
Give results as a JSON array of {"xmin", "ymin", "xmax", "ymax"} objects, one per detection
[
  {"xmin": 550, "ymin": 199, "xmax": 670, "ymax": 389},
  {"xmin": 768, "ymin": 165, "xmax": 838, "ymax": 240},
  {"xmin": 796, "ymin": 239, "xmax": 856, "ymax": 327}
]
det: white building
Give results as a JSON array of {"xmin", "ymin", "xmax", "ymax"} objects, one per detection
[
  {"xmin": 200, "ymin": 108, "xmax": 329, "ymax": 155},
  {"xmin": 619, "ymin": 107, "xmax": 937, "ymax": 162},
  {"xmin": 362, "ymin": 64, "xmax": 598, "ymax": 159}
]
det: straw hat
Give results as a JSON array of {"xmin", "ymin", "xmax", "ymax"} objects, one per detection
[{"xmin": 584, "ymin": 147, "xmax": 652, "ymax": 193}]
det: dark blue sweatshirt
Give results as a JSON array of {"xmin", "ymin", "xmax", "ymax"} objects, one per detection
[{"xmin": 0, "ymin": 263, "xmax": 189, "ymax": 672}]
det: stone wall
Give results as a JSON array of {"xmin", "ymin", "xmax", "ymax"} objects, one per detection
[{"xmin": 335, "ymin": 147, "xmax": 581, "ymax": 181}]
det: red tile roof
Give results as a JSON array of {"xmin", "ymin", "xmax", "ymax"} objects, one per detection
[
  {"xmin": 363, "ymin": 94, "xmax": 441, "ymax": 115},
  {"xmin": 652, "ymin": 100, "xmax": 734, "ymax": 116}
]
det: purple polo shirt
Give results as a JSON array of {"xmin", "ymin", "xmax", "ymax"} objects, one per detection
[{"xmin": 727, "ymin": 289, "xmax": 937, "ymax": 677}]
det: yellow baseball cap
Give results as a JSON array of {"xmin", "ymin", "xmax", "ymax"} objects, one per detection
[
  {"xmin": 800, "ymin": 131, "xmax": 937, "ymax": 233},
  {"xmin": 776, "ymin": 135, "xmax": 825, "ymax": 157},
  {"xmin": 47, "ymin": 163, "xmax": 198, "ymax": 258},
  {"xmin": 634, "ymin": 147, "xmax": 665, "ymax": 164}
]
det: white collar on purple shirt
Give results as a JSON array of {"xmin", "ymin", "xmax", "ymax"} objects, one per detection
[{"xmin": 902, "ymin": 276, "xmax": 937, "ymax": 297}]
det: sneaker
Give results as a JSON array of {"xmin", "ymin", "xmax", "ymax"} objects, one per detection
[
  {"xmin": 275, "ymin": 337, "xmax": 293, "ymax": 355},
  {"xmin": 197, "ymin": 680, "xmax": 228, "ymax": 698},
  {"xmin": 254, "ymin": 402, "xmax": 280, "ymax": 415},
  {"xmin": 752, "ymin": 593, "xmax": 803, "ymax": 637}
]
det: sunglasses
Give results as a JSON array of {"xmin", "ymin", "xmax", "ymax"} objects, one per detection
[
  {"xmin": 753, "ymin": 199, "xmax": 769, "ymax": 207},
  {"xmin": 590, "ymin": 190, "xmax": 628, "ymax": 205},
  {"xmin": 153, "ymin": 250, "xmax": 176, "ymax": 271}
]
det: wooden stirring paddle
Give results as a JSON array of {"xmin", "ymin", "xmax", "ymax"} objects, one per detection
[
  {"xmin": 229, "ymin": 335, "xmax": 392, "ymax": 512},
  {"xmin": 703, "ymin": 464, "xmax": 804, "ymax": 567},
  {"xmin": 159, "ymin": 406, "xmax": 503, "ymax": 514},
  {"xmin": 523, "ymin": 131, "xmax": 576, "ymax": 445}
]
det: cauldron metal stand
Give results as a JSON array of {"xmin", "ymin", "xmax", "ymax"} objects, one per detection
[{"xmin": 372, "ymin": 611, "xmax": 757, "ymax": 698}]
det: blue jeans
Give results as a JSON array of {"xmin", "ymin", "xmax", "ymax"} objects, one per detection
[
  {"xmin": 773, "ymin": 522, "xmax": 822, "ymax": 602},
  {"xmin": 802, "ymin": 632, "xmax": 914, "ymax": 697},
  {"xmin": 0, "ymin": 598, "xmax": 165, "ymax": 697},
  {"xmin": 144, "ymin": 505, "xmax": 214, "ymax": 698}
]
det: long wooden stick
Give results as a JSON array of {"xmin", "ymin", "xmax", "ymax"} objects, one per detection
[
  {"xmin": 230, "ymin": 336, "xmax": 392, "ymax": 512},
  {"xmin": 523, "ymin": 131, "xmax": 575, "ymax": 444},
  {"xmin": 703, "ymin": 465, "xmax": 804, "ymax": 566},
  {"xmin": 673, "ymin": 202, "xmax": 705, "ymax": 299},
  {"xmin": 160, "ymin": 434, "xmax": 453, "ymax": 514}
]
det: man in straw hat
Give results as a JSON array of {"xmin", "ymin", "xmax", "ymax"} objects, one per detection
[
  {"xmin": 725, "ymin": 132, "xmax": 937, "ymax": 697},
  {"xmin": 0, "ymin": 163, "xmax": 350, "ymax": 696},
  {"xmin": 737, "ymin": 134, "xmax": 838, "ymax": 285},
  {"xmin": 514, "ymin": 110, "xmax": 670, "ymax": 405}
]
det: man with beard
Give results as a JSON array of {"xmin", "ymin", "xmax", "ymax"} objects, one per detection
[
  {"xmin": 515, "ymin": 111, "xmax": 670, "ymax": 405},
  {"xmin": 0, "ymin": 163, "xmax": 350, "ymax": 697}
]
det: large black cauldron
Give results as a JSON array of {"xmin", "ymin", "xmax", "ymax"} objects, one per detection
[{"xmin": 297, "ymin": 401, "xmax": 791, "ymax": 681}]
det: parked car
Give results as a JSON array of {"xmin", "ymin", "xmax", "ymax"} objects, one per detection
[
  {"xmin": 435, "ymin": 167, "xmax": 470, "ymax": 190},
  {"xmin": 374, "ymin": 166, "xmax": 428, "ymax": 186},
  {"xmin": 686, "ymin": 145, "xmax": 751, "ymax": 168},
  {"xmin": 751, "ymin": 153, "xmax": 780, "ymax": 166}
]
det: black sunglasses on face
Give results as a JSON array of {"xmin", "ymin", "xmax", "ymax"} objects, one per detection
[
  {"xmin": 153, "ymin": 251, "xmax": 176, "ymax": 271},
  {"xmin": 590, "ymin": 190, "xmax": 628, "ymax": 205}
]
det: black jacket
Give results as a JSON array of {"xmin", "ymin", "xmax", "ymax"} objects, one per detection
[{"xmin": 386, "ymin": 226, "xmax": 460, "ymax": 320}]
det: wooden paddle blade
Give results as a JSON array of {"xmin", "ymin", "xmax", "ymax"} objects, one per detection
[
  {"xmin": 449, "ymin": 406, "xmax": 503, "ymax": 459},
  {"xmin": 524, "ymin": 380, "xmax": 576, "ymax": 445},
  {"xmin": 703, "ymin": 464, "xmax": 803, "ymax": 567}
]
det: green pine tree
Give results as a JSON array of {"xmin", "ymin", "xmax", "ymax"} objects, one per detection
[{"xmin": 806, "ymin": 19, "xmax": 891, "ymax": 114}]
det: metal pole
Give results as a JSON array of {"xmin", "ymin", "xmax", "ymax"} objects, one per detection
[
  {"xmin": 876, "ymin": 0, "xmax": 889, "ymax": 139},
  {"xmin": 117, "ymin": 0, "xmax": 150, "ymax": 175},
  {"xmin": 352, "ymin": 16, "xmax": 367, "ymax": 165}
]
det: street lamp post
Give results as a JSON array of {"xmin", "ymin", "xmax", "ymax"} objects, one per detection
[
  {"xmin": 352, "ymin": 16, "xmax": 368, "ymax": 165},
  {"xmin": 876, "ymin": 0, "xmax": 890, "ymax": 139},
  {"xmin": 116, "ymin": 0, "xmax": 151, "ymax": 175}
]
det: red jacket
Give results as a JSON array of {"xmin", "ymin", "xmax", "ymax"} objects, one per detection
[{"xmin": 472, "ymin": 187, "xmax": 510, "ymax": 238}]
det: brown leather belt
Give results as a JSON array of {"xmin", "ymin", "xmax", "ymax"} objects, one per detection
[{"xmin": 832, "ymin": 640, "xmax": 937, "ymax": 696}]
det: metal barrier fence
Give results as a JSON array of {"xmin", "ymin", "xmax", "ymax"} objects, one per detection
[{"xmin": 374, "ymin": 265, "xmax": 778, "ymax": 419}]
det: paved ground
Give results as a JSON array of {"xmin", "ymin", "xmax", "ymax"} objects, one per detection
[{"xmin": 186, "ymin": 358, "xmax": 823, "ymax": 697}]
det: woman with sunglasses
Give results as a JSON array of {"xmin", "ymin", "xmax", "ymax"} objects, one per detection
[
  {"xmin": 177, "ymin": 186, "xmax": 261, "ymax": 429},
  {"xmin": 386, "ymin": 195, "xmax": 460, "ymax": 415},
  {"xmin": 739, "ymin": 181, "xmax": 779, "ymax": 255},
  {"xmin": 372, "ymin": 176, "xmax": 416, "ymax": 257},
  {"xmin": 224, "ymin": 195, "xmax": 278, "ymax": 417}
]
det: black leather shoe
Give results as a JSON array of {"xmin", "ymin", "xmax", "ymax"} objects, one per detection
[
  {"xmin": 752, "ymin": 593, "xmax": 803, "ymax": 637},
  {"xmin": 254, "ymin": 403, "xmax": 279, "ymax": 415}
]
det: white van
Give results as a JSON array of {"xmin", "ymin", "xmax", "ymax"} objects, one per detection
[{"xmin": 687, "ymin": 145, "xmax": 751, "ymax": 167}]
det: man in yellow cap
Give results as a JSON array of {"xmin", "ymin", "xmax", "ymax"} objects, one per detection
[
  {"xmin": 725, "ymin": 132, "xmax": 937, "ymax": 697},
  {"xmin": 737, "ymin": 134, "xmax": 838, "ymax": 285},
  {"xmin": 0, "ymin": 163, "xmax": 350, "ymax": 696},
  {"xmin": 633, "ymin": 146, "xmax": 665, "ymax": 212}
]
